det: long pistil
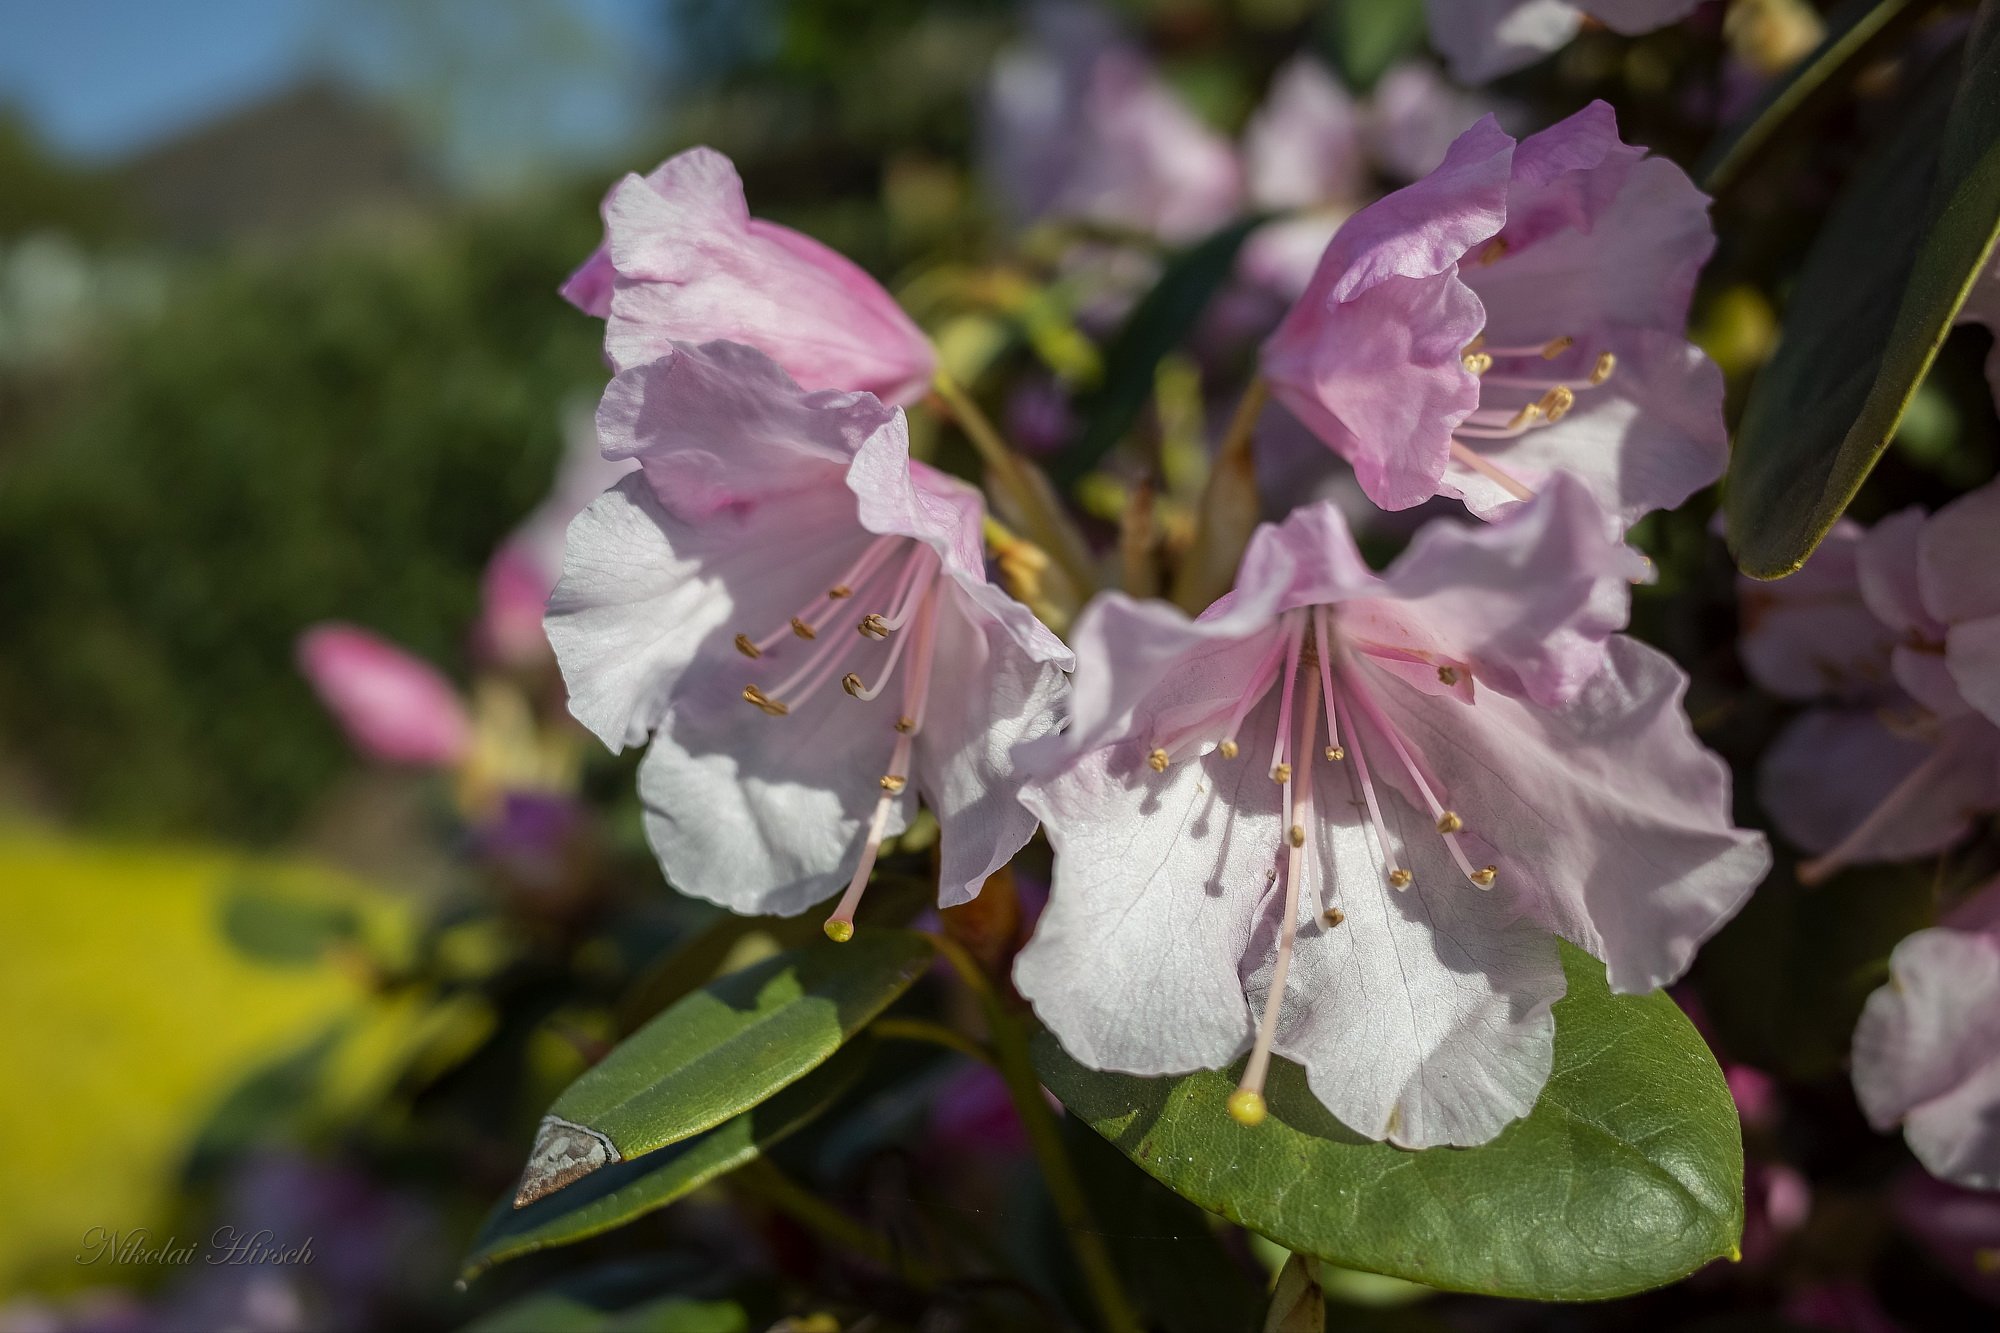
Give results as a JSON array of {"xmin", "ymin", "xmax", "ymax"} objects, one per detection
[{"xmin": 1230, "ymin": 665, "xmax": 1320, "ymax": 1127}]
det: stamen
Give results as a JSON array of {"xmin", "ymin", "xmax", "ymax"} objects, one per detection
[
  {"xmin": 1471, "ymin": 866, "xmax": 1497, "ymax": 887},
  {"xmin": 1461, "ymin": 349, "xmax": 1494, "ymax": 376},
  {"xmin": 1538, "ymin": 386, "xmax": 1575, "ymax": 423},
  {"xmin": 1327, "ymin": 672, "xmax": 1405, "ymax": 891},
  {"xmin": 791, "ymin": 617, "xmax": 818, "ymax": 640},
  {"xmin": 1437, "ymin": 666, "xmax": 1459, "ymax": 687},
  {"xmin": 1590, "ymin": 352, "xmax": 1615, "ymax": 385},
  {"xmin": 1213, "ymin": 630, "xmax": 1290, "ymax": 760},
  {"xmin": 1322, "ymin": 907, "xmax": 1345, "ymax": 927},
  {"xmin": 849, "ymin": 583, "xmax": 935, "ymax": 702},
  {"xmin": 735, "ymin": 634, "xmax": 761, "ymax": 659},
  {"xmin": 1148, "ymin": 748, "xmax": 1170, "ymax": 773},
  {"xmin": 1342, "ymin": 662, "xmax": 1490, "ymax": 889},
  {"xmin": 1218, "ymin": 740, "xmax": 1240, "ymax": 759},
  {"xmin": 828, "ymin": 585, "xmax": 853, "ymax": 599},
  {"xmin": 1268, "ymin": 614, "xmax": 1307, "ymax": 783},
  {"xmin": 822, "ymin": 592, "xmax": 944, "ymax": 943},
  {"xmin": 745, "ymin": 536, "xmax": 898, "ymax": 655},
  {"xmin": 842, "ymin": 673, "xmax": 864, "ymax": 697},
  {"xmin": 1505, "ymin": 402, "xmax": 1543, "ymax": 432},
  {"xmin": 1541, "ymin": 335, "xmax": 1573, "ymax": 359},
  {"xmin": 1447, "ymin": 441, "xmax": 1536, "ymax": 503},
  {"xmin": 878, "ymin": 545, "xmax": 942, "ymax": 632},
  {"xmin": 1232, "ymin": 659, "xmax": 1320, "ymax": 1128},
  {"xmin": 742, "ymin": 685, "xmax": 788, "ymax": 716},
  {"xmin": 858, "ymin": 614, "xmax": 889, "ymax": 639},
  {"xmin": 1478, "ymin": 238, "xmax": 1508, "ymax": 266},
  {"xmin": 1311, "ymin": 607, "xmax": 1347, "ymax": 765},
  {"xmin": 1389, "ymin": 869, "xmax": 1414, "ymax": 889}
]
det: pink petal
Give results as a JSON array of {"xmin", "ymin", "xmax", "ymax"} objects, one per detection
[
  {"xmin": 1244, "ymin": 56, "xmax": 1365, "ymax": 212},
  {"xmin": 1429, "ymin": 0, "xmax": 1584, "ymax": 84},
  {"xmin": 1373, "ymin": 635, "xmax": 1769, "ymax": 992},
  {"xmin": 1758, "ymin": 710, "xmax": 1992, "ymax": 865},
  {"xmin": 1949, "ymin": 616, "xmax": 2000, "ymax": 727},
  {"xmin": 596, "ymin": 149, "xmax": 935, "ymax": 404},
  {"xmin": 297, "ymin": 624, "xmax": 470, "ymax": 768},
  {"xmin": 1857, "ymin": 506, "xmax": 1944, "ymax": 640},
  {"xmin": 1495, "ymin": 101, "xmax": 1646, "ymax": 254},
  {"xmin": 1853, "ymin": 913, "xmax": 2000, "ymax": 1188},
  {"xmin": 1920, "ymin": 477, "xmax": 2000, "ymax": 625},
  {"xmin": 1737, "ymin": 519, "xmax": 1898, "ymax": 703}
]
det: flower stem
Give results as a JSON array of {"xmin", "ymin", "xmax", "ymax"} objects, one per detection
[
  {"xmin": 872, "ymin": 1015, "xmax": 998, "ymax": 1067},
  {"xmin": 733, "ymin": 1157, "xmax": 939, "ymax": 1287},
  {"xmin": 929, "ymin": 932, "xmax": 1142, "ymax": 1333},
  {"xmin": 930, "ymin": 370, "xmax": 1098, "ymax": 601}
]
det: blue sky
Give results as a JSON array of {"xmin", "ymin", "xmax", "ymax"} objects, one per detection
[{"xmin": 0, "ymin": 0, "xmax": 673, "ymax": 180}]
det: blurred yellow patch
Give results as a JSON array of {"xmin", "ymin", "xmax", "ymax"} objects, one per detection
[{"xmin": 0, "ymin": 834, "xmax": 414, "ymax": 1293}]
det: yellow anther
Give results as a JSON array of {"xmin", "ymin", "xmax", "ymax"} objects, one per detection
[
  {"xmin": 1437, "ymin": 665, "xmax": 1459, "ymax": 686},
  {"xmin": 895, "ymin": 715, "xmax": 916, "ymax": 734},
  {"xmin": 1271, "ymin": 763, "xmax": 1292, "ymax": 784},
  {"xmin": 1462, "ymin": 350, "xmax": 1494, "ymax": 376},
  {"xmin": 742, "ymin": 685, "xmax": 788, "ymax": 716},
  {"xmin": 1471, "ymin": 865, "xmax": 1498, "ymax": 888},
  {"xmin": 791, "ymin": 617, "xmax": 817, "ymax": 640},
  {"xmin": 879, "ymin": 773, "xmax": 907, "ymax": 794},
  {"xmin": 1590, "ymin": 351, "xmax": 1616, "ymax": 385},
  {"xmin": 1322, "ymin": 907, "xmax": 1346, "ymax": 927},
  {"xmin": 1289, "ymin": 824, "xmax": 1306, "ymax": 848},
  {"xmin": 1325, "ymin": 745, "xmax": 1345, "ymax": 761},
  {"xmin": 1436, "ymin": 811, "xmax": 1464, "ymax": 834},
  {"xmin": 828, "ymin": 584, "xmax": 853, "ymax": 599},
  {"xmin": 1147, "ymin": 748, "xmax": 1170, "ymax": 773},
  {"xmin": 1218, "ymin": 739, "xmax": 1240, "ymax": 759},
  {"xmin": 1227, "ymin": 1089, "xmax": 1267, "ymax": 1126},
  {"xmin": 1388, "ymin": 868, "xmax": 1413, "ymax": 889},
  {"xmin": 1464, "ymin": 333, "xmax": 1486, "ymax": 354},
  {"xmin": 1506, "ymin": 402, "xmax": 1544, "ymax": 432},
  {"xmin": 734, "ymin": 634, "xmax": 761, "ymax": 659},
  {"xmin": 1478, "ymin": 238, "xmax": 1509, "ymax": 266},
  {"xmin": 1540, "ymin": 335, "xmax": 1574, "ymax": 359},
  {"xmin": 823, "ymin": 919, "xmax": 854, "ymax": 943},
  {"xmin": 841, "ymin": 673, "xmax": 864, "ymax": 697},
  {"xmin": 858, "ymin": 614, "xmax": 889, "ymax": 639},
  {"xmin": 1539, "ymin": 385, "xmax": 1575, "ymax": 422}
]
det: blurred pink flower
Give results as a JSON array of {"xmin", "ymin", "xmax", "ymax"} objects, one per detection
[
  {"xmin": 564, "ymin": 148, "xmax": 936, "ymax": 405},
  {"xmin": 927, "ymin": 1062, "xmax": 1029, "ymax": 1158},
  {"xmin": 545, "ymin": 341, "xmax": 1070, "ymax": 935},
  {"xmin": 1853, "ymin": 877, "xmax": 2000, "ymax": 1190},
  {"xmin": 1261, "ymin": 102, "xmax": 1724, "ymax": 530},
  {"xmin": 297, "ymin": 624, "xmax": 471, "ymax": 768},
  {"xmin": 1739, "ymin": 483, "xmax": 2000, "ymax": 882},
  {"xmin": 1428, "ymin": 0, "xmax": 1707, "ymax": 85},
  {"xmin": 983, "ymin": 3, "xmax": 1242, "ymax": 243},
  {"xmin": 1015, "ymin": 479, "xmax": 1766, "ymax": 1145}
]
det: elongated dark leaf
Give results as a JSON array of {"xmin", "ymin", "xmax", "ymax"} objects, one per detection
[
  {"xmin": 469, "ymin": 1041, "xmax": 870, "ymax": 1275},
  {"xmin": 1728, "ymin": 16, "xmax": 2000, "ymax": 576},
  {"xmin": 1698, "ymin": 0, "xmax": 1927, "ymax": 193},
  {"xmin": 1035, "ymin": 947, "xmax": 1742, "ymax": 1302},
  {"xmin": 1053, "ymin": 216, "xmax": 1266, "ymax": 488},
  {"xmin": 513, "ymin": 931, "xmax": 930, "ymax": 1203}
]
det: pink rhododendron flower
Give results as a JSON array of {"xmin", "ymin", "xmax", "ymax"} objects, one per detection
[
  {"xmin": 297, "ymin": 624, "xmax": 473, "ymax": 768},
  {"xmin": 1260, "ymin": 102, "xmax": 1723, "ymax": 530},
  {"xmin": 1740, "ymin": 484, "xmax": 2000, "ymax": 881},
  {"xmin": 563, "ymin": 149, "xmax": 936, "ymax": 405},
  {"xmin": 1237, "ymin": 56, "xmax": 1368, "ymax": 299},
  {"xmin": 1852, "ymin": 877, "xmax": 2000, "ymax": 1191},
  {"xmin": 983, "ymin": 3, "xmax": 1242, "ymax": 243},
  {"xmin": 1428, "ymin": 0, "xmax": 1708, "ymax": 85},
  {"xmin": 545, "ymin": 341, "xmax": 1071, "ymax": 934},
  {"xmin": 1014, "ymin": 478, "xmax": 1767, "ymax": 1145}
]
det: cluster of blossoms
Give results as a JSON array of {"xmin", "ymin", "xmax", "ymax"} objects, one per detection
[{"xmin": 534, "ymin": 71, "xmax": 1791, "ymax": 1154}]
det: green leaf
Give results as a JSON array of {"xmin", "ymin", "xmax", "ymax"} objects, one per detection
[
  {"xmin": 515, "ymin": 931, "xmax": 930, "ymax": 1201},
  {"xmin": 1053, "ymin": 216, "xmax": 1266, "ymax": 489},
  {"xmin": 1319, "ymin": 0, "xmax": 1427, "ymax": 93},
  {"xmin": 468, "ymin": 1041, "xmax": 869, "ymax": 1275},
  {"xmin": 1698, "ymin": 0, "xmax": 1928, "ymax": 194},
  {"xmin": 1727, "ymin": 17, "xmax": 2000, "ymax": 576},
  {"xmin": 1034, "ymin": 946, "xmax": 1742, "ymax": 1302},
  {"xmin": 464, "ymin": 1293, "xmax": 747, "ymax": 1333}
]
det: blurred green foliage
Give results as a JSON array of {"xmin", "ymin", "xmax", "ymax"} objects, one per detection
[{"xmin": 0, "ymin": 198, "xmax": 606, "ymax": 840}]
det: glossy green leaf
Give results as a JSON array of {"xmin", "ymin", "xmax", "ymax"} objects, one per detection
[
  {"xmin": 464, "ymin": 1293, "xmax": 747, "ymax": 1333},
  {"xmin": 1698, "ymin": 0, "xmax": 1927, "ymax": 193},
  {"xmin": 1319, "ymin": 0, "xmax": 1426, "ymax": 93},
  {"xmin": 468, "ymin": 1041, "xmax": 869, "ymax": 1275},
  {"xmin": 538, "ymin": 930, "xmax": 929, "ymax": 1167},
  {"xmin": 1034, "ymin": 947, "xmax": 1742, "ymax": 1302},
  {"xmin": 1728, "ymin": 18, "xmax": 2000, "ymax": 576},
  {"xmin": 1053, "ymin": 216, "xmax": 1266, "ymax": 488}
]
